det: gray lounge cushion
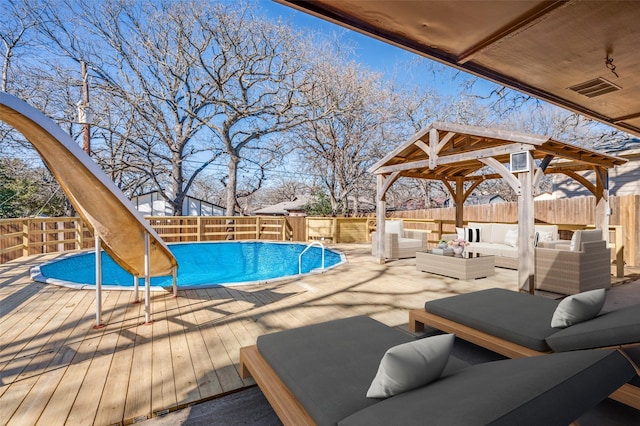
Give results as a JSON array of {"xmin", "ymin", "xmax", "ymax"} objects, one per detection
[
  {"xmin": 425, "ymin": 288, "xmax": 559, "ymax": 351},
  {"xmin": 550, "ymin": 289, "xmax": 606, "ymax": 328},
  {"xmin": 546, "ymin": 303, "xmax": 640, "ymax": 352},
  {"xmin": 256, "ymin": 316, "xmax": 466, "ymax": 426},
  {"xmin": 339, "ymin": 350, "xmax": 636, "ymax": 426},
  {"xmin": 366, "ymin": 334, "xmax": 454, "ymax": 398}
]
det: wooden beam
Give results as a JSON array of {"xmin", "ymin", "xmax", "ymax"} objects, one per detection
[
  {"xmin": 533, "ymin": 154, "xmax": 554, "ymax": 193},
  {"xmin": 380, "ymin": 171, "xmax": 401, "ymax": 196},
  {"xmin": 479, "ymin": 157, "xmax": 521, "ymax": 195},
  {"xmin": 435, "ymin": 131, "xmax": 456, "ymax": 153},
  {"xmin": 374, "ymin": 143, "xmax": 533, "ymax": 175},
  {"xmin": 463, "ymin": 177, "xmax": 485, "ymax": 200},
  {"xmin": 456, "ymin": 1, "xmax": 568, "ymax": 64},
  {"xmin": 563, "ymin": 170, "xmax": 596, "ymax": 195}
]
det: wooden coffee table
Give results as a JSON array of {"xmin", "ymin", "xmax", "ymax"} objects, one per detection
[{"xmin": 416, "ymin": 250, "xmax": 495, "ymax": 280}]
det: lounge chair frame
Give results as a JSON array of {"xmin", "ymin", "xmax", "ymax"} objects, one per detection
[
  {"xmin": 409, "ymin": 308, "xmax": 640, "ymax": 410},
  {"xmin": 239, "ymin": 345, "xmax": 314, "ymax": 426}
]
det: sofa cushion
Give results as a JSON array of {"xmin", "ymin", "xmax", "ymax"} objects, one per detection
[
  {"xmin": 534, "ymin": 224, "xmax": 558, "ymax": 241},
  {"xmin": 397, "ymin": 237, "xmax": 424, "ymax": 249},
  {"xmin": 468, "ymin": 242, "xmax": 517, "ymax": 258},
  {"xmin": 457, "ymin": 227, "xmax": 480, "ymax": 242},
  {"xmin": 550, "ymin": 289, "xmax": 606, "ymax": 328},
  {"xmin": 366, "ymin": 334, "xmax": 454, "ymax": 398},
  {"xmin": 570, "ymin": 229, "xmax": 602, "ymax": 251},
  {"xmin": 546, "ymin": 303, "xmax": 640, "ymax": 352},
  {"xmin": 504, "ymin": 229, "xmax": 518, "ymax": 247},
  {"xmin": 490, "ymin": 223, "xmax": 518, "ymax": 245},
  {"xmin": 498, "ymin": 246, "xmax": 518, "ymax": 258},
  {"xmin": 467, "ymin": 222, "xmax": 492, "ymax": 243},
  {"xmin": 385, "ymin": 220, "xmax": 404, "ymax": 235},
  {"xmin": 340, "ymin": 350, "xmax": 635, "ymax": 426},
  {"xmin": 256, "ymin": 316, "xmax": 467, "ymax": 426},
  {"xmin": 425, "ymin": 288, "xmax": 559, "ymax": 352}
]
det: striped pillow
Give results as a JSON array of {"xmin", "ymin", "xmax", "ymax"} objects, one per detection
[{"xmin": 464, "ymin": 227, "xmax": 481, "ymax": 242}]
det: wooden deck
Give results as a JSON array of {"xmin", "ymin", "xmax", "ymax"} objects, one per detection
[{"xmin": 0, "ymin": 245, "xmax": 633, "ymax": 425}]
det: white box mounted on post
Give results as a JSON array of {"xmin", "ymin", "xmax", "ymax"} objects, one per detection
[{"xmin": 510, "ymin": 151, "xmax": 530, "ymax": 173}]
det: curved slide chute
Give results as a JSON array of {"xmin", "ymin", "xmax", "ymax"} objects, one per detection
[{"xmin": 0, "ymin": 92, "xmax": 177, "ymax": 279}]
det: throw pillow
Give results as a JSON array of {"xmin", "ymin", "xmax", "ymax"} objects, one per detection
[
  {"xmin": 569, "ymin": 231, "xmax": 581, "ymax": 251},
  {"xmin": 537, "ymin": 231, "xmax": 555, "ymax": 243},
  {"xmin": 504, "ymin": 229, "xmax": 518, "ymax": 247},
  {"xmin": 550, "ymin": 289, "xmax": 606, "ymax": 328},
  {"xmin": 464, "ymin": 227, "xmax": 481, "ymax": 242},
  {"xmin": 366, "ymin": 334, "xmax": 455, "ymax": 398}
]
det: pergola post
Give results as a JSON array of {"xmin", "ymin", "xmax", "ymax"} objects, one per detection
[
  {"xmin": 375, "ymin": 174, "xmax": 386, "ymax": 265},
  {"xmin": 517, "ymin": 153, "xmax": 535, "ymax": 294},
  {"xmin": 455, "ymin": 178, "xmax": 465, "ymax": 227},
  {"xmin": 594, "ymin": 167, "xmax": 610, "ymax": 245}
]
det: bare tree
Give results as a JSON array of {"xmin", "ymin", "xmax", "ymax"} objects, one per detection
[
  {"xmin": 293, "ymin": 45, "xmax": 390, "ymax": 215},
  {"xmin": 0, "ymin": 0, "xmax": 42, "ymax": 92},
  {"xmin": 191, "ymin": 5, "xmax": 317, "ymax": 215},
  {"xmin": 33, "ymin": 0, "xmax": 227, "ymax": 214}
]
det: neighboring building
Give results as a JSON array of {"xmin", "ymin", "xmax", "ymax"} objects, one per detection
[
  {"xmin": 252, "ymin": 195, "xmax": 312, "ymax": 216},
  {"xmin": 464, "ymin": 194, "xmax": 506, "ymax": 205},
  {"xmin": 131, "ymin": 191, "xmax": 225, "ymax": 216},
  {"xmin": 534, "ymin": 191, "xmax": 556, "ymax": 201},
  {"xmin": 552, "ymin": 139, "xmax": 640, "ymax": 198}
]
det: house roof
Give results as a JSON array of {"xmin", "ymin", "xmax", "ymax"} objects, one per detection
[
  {"xmin": 252, "ymin": 195, "xmax": 311, "ymax": 215},
  {"xmin": 276, "ymin": 0, "xmax": 640, "ymax": 137}
]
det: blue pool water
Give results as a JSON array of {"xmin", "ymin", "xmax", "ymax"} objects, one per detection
[{"xmin": 34, "ymin": 242, "xmax": 344, "ymax": 289}]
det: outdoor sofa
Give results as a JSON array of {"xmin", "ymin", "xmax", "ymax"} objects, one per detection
[
  {"xmin": 409, "ymin": 288, "xmax": 640, "ymax": 410},
  {"xmin": 239, "ymin": 315, "xmax": 636, "ymax": 426},
  {"xmin": 445, "ymin": 222, "xmax": 559, "ymax": 268}
]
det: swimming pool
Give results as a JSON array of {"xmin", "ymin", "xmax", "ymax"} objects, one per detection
[{"xmin": 31, "ymin": 241, "xmax": 345, "ymax": 290}]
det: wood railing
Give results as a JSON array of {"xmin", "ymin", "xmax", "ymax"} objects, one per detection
[
  {"xmin": 0, "ymin": 216, "xmax": 294, "ymax": 264},
  {"xmin": 0, "ymin": 214, "xmax": 628, "ymax": 273}
]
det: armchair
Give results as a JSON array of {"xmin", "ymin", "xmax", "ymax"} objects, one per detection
[
  {"xmin": 535, "ymin": 229, "xmax": 611, "ymax": 295},
  {"xmin": 371, "ymin": 220, "xmax": 428, "ymax": 259}
]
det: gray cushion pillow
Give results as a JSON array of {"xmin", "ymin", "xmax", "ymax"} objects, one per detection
[
  {"xmin": 366, "ymin": 334, "xmax": 454, "ymax": 398},
  {"xmin": 551, "ymin": 288, "xmax": 606, "ymax": 328}
]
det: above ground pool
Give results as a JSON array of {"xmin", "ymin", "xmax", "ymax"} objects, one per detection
[{"xmin": 31, "ymin": 241, "xmax": 345, "ymax": 290}]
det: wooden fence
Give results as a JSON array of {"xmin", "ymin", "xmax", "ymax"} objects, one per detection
[
  {"xmin": 2, "ymin": 194, "xmax": 638, "ymax": 267},
  {"xmin": 0, "ymin": 216, "xmax": 293, "ymax": 264}
]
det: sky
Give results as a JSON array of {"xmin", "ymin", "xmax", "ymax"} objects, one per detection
[{"xmin": 259, "ymin": 0, "xmax": 499, "ymax": 97}]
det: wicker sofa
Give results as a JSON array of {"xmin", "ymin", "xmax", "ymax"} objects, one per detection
[
  {"xmin": 535, "ymin": 229, "xmax": 611, "ymax": 295},
  {"xmin": 445, "ymin": 222, "xmax": 559, "ymax": 268},
  {"xmin": 371, "ymin": 220, "xmax": 428, "ymax": 259},
  {"xmin": 240, "ymin": 315, "xmax": 636, "ymax": 426}
]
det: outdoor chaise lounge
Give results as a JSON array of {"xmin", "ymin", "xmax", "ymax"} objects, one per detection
[
  {"xmin": 409, "ymin": 288, "xmax": 640, "ymax": 410},
  {"xmin": 239, "ymin": 315, "xmax": 636, "ymax": 426}
]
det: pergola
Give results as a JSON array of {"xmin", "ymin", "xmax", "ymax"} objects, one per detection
[{"xmin": 369, "ymin": 122, "xmax": 626, "ymax": 293}]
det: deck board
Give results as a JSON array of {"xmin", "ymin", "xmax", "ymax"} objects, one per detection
[{"xmin": 0, "ymin": 245, "xmax": 635, "ymax": 425}]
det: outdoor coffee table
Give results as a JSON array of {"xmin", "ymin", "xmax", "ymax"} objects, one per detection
[{"xmin": 416, "ymin": 250, "xmax": 495, "ymax": 280}]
